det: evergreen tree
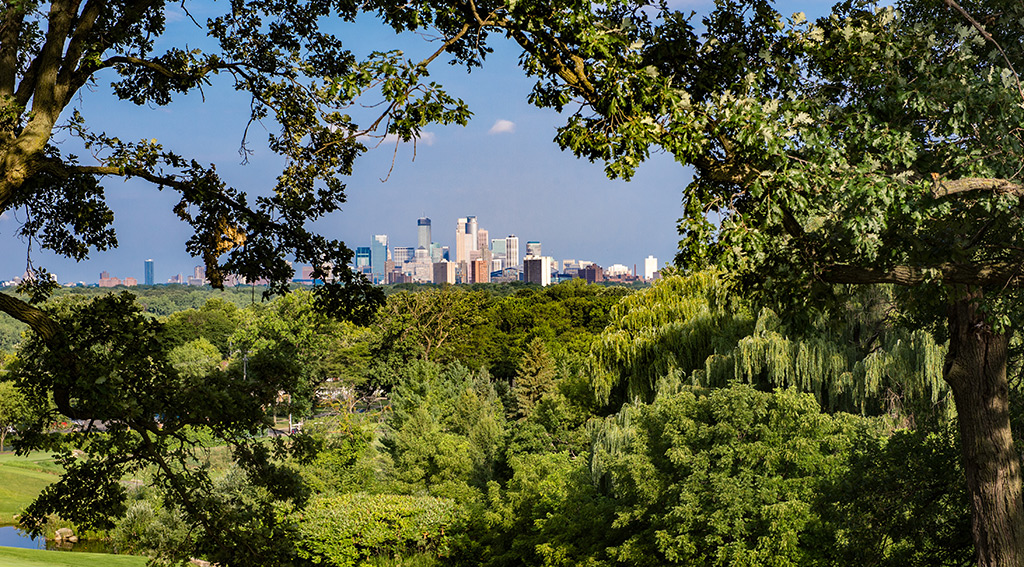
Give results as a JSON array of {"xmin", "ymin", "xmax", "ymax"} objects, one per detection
[{"xmin": 513, "ymin": 338, "xmax": 556, "ymax": 420}]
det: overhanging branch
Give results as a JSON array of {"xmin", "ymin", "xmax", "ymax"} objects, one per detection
[
  {"xmin": 931, "ymin": 175, "xmax": 1024, "ymax": 198},
  {"xmin": 0, "ymin": 292, "xmax": 60, "ymax": 341},
  {"xmin": 821, "ymin": 261, "xmax": 1024, "ymax": 287}
]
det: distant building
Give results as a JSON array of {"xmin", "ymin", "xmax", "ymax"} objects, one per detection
[
  {"xmin": 506, "ymin": 235, "xmax": 520, "ymax": 268},
  {"xmin": 467, "ymin": 216, "xmax": 478, "ymax": 251},
  {"xmin": 124, "ymin": 277, "xmax": 138, "ymax": 286},
  {"xmin": 526, "ymin": 240, "xmax": 542, "ymax": 257},
  {"xmin": 98, "ymin": 271, "xmax": 121, "ymax": 287},
  {"xmin": 581, "ymin": 264, "xmax": 604, "ymax": 284},
  {"xmin": 168, "ymin": 274, "xmax": 183, "ymax": 284},
  {"xmin": 433, "ymin": 261, "xmax": 456, "ymax": 284},
  {"xmin": 144, "ymin": 259, "xmax": 154, "ymax": 286},
  {"xmin": 455, "ymin": 218, "xmax": 469, "ymax": 264},
  {"xmin": 355, "ymin": 247, "xmax": 371, "ymax": 269},
  {"xmin": 393, "ymin": 246, "xmax": 415, "ymax": 265},
  {"xmin": 417, "ymin": 217, "xmax": 432, "ymax": 250},
  {"xmin": 471, "ymin": 259, "xmax": 490, "ymax": 283},
  {"xmin": 477, "ymin": 228, "xmax": 489, "ymax": 254},
  {"xmin": 371, "ymin": 234, "xmax": 389, "ymax": 284},
  {"xmin": 644, "ymin": 255, "xmax": 658, "ymax": 280},
  {"xmin": 605, "ymin": 263, "xmax": 630, "ymax": 277},
  {"xmin": 492, "ymin": 266, "xmax": 521, "ymax": 283},
  {"xmin": 523, "ymin": 256, "xmax": 552, "ymax": 286}
]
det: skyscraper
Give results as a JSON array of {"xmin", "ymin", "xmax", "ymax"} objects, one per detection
[
  {"xmin": 455, "ymin": 218, "xmax": 468, "ymax": 263},
  {"xmin": 144, "ymin": 259, "xmax": 154, "ymax": 286},
  {"xmin": 526, "ymin": 241, "xmax": 542, "ymax": 257},
  {"xmin": 506, "ymin": 235, "xmax": 520, "ymax": 268},
  {"xmin": 417, "ymin": 217, "xmax": 431, "ymax": 250},
  {"xmin": 477, "ymin": 228, "xmax": 488, "ymax": 253},
  {"xmin": 467, "ymin": 216, "xmax": 478, "ymax": 251},
  {"xmin": 371, "ymin": 234, "xmax": 389, "ymax": 284}
]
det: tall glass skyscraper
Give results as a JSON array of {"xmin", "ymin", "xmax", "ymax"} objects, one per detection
[
  {"xmin": 144, "ymin": 259, "xmax": 154, "ymax": 286},
  {"xmin": 417, "ymin": 217, "xmax": 431, "ymax": 250},
  {"xmin": 371, "ymin": 235, "xmax": 389, "ymax": 284}
]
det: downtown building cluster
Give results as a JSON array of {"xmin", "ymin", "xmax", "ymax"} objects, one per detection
[
  {"xmin": 353, "ymin": 216, "xmax": 661, "ymax": 286},
  {"xmin": 2, "ymin": 218, "xmax": 661, "ymax": 288}
]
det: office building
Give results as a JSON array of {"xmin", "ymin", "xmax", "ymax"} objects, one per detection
[
  {"xmin": 144, "ymin": 259, "xmax": 154, "ymax": 286},
  {"xmin": 371, "ymin": 234, "xmax": 389, "ymax": 284},
  {"xmin": 417, "ymin": 217, "xmax": 431, "ymax": 250},
  {"xmin": 433, "ymin": 261, "xmax": 456, "ymax": 284},
  {"xmin": 477, "ymin": 228, "xmax": 488, "ymax": 253},
  {"xmin": 581, "ymin": 264, "xmax": 604, "ymax": 284},
  {"xmin": 455, "ymin": 218, "xmax": 469, "ymax": 263},
  {"xmin": 467, "ymin": 216, "xmax": 478, "ymax": 251},
  {"xmin": 524, "ymin": 256, "xmax": 552, "ymax": 286},
  {"xmin": 526, "ymin": 241, "xmax": 542, "ymax": 257},
  {"xmin": 471, "ymin": 259, "xmax": 490, "ymax": 283},
  {"xmin": 644, "ymin": 255, "xmax": 658, "ymax": 280},
  {"xmin": 355, "ymin": 247, "xmax": 371, "ymax": 269},
  {"xmin": 393, "ymin": 246, "xmax": 415, "ymax": 266},
  {"xmin": 506, "ymin": 235, "xmax": 520, "ymax": 268},
  {"xmin": 492, "ymin": 238, "xmax": 506, "ymax": 257}
]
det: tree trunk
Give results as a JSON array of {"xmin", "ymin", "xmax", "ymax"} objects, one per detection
[{"xmin": 944, "ymin": 290, "xmax": 1024, "ymax": 567}]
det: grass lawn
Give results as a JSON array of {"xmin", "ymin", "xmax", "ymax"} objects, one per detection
[
  {"xmin": 0, "ymin": 547, "xmax": 147, "ymax": 567},
  {"xmin": 0, "ymin": 452, "xmax": 61, "ymax": 524}
]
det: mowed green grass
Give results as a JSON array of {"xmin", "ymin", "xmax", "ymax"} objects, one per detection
[
  {"xmin": 0, "ymin": 547, "xmax": 147, "ymax": 567},
  {"xmin": 0, "ymin": 452, "xmax": 62, "ymax": 524}
]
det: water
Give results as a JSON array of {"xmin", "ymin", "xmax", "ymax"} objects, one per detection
[{"xmin": 0, "ymin": 525, "xmax": 113, "ymax": 553}]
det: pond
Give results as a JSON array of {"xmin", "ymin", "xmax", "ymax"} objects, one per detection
[{"xmin": 0, "ymin": 525, "xmax": 113, "ymax": 553}]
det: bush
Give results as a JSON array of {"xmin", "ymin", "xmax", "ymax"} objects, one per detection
[{"xmin": 298, "ymin": 493, "xmax": 461, "ymax": 566}]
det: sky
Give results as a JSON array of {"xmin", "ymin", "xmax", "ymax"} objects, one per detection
[{"xmin": 0, "ymin": 0, "xmax": 829, "ymax": 285}]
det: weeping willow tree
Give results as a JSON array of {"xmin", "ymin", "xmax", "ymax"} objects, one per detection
[{"xmin": 591, "ymin": 271, "xmax": 949, "ymax": 419}]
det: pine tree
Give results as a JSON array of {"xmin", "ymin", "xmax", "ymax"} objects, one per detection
[{"xmin": 514, "ymin": 338, "xmax": 556, "ymax": 419}]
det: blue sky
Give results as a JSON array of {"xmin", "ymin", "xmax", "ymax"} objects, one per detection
[{"xmin": 0, "ymin": 0, "xmax": 831, "ymax": 284}]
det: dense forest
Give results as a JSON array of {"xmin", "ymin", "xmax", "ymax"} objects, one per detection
[{"xmin": 0, "ymin": 276, "xmax": 985, "ymax": 566}]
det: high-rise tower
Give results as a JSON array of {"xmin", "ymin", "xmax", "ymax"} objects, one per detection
[
  {"xmin": 467, "ymin": 216, "xmax": 478, "ymax": 251},
  {"xmin": 144, "ymin": 259, "xmax": 154, "ymax": 286},
  {"xmin": 506, "ymin": 235, "xmax": 520, "ymax": 268},
  {"xmin": 371, "ymin": 234, "xmax": 389, "ymax": 284},
  {"xmin": 417, "ymin": 217, "xmax": 431, "ymax": 250},
  {"xmin": 526, "ymin": 241, "xmax": 542, "ymax": 257},
  {"xmin": 455, "ymin": 218, "xmax": 468, "ymax": 263}
]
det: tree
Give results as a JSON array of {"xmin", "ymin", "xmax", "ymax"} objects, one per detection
[
  {"xmin": 0, "ymin": 380, "xmax": 28, "ymax": 452},
  {"xmin": 375, "ymin": 1, "xmax": 1024, "ymax": 563},
  {"xmin": 512, "ymin": 337, "xmax": 556, "ymax": 419}
]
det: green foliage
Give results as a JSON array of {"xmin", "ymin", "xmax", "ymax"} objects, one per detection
[
  {"xmin": 301, "ymin": 413, "xmax": 382, "ymax": 495},
  {"xmin": 298, "ymin": 493, "xmax": 460, "ymax": 567},
  {"xmin": 385, "ymin": 361, "xmax": 507, "ymax": 502},
  {"xmin": 593, "ymin": 272, "xmax": 950, "ymax": 419},
  {"xmin": 0, "ymin": 380, "xmax": 29, "ymax": 452},
  {"xmin": 513, "ymin": 338, "xmax": 556, "ymax": 419},
  {"xmin": 231, "ymin": 290, "xmax": 374, "ymax": 417},
  {"xmin": 161, "ymin": 297, "xmax": 241, "ymax": 354},
  {"xmin": 587, "ymin": 385, "xmax": 876, "ymax": 567},
  {"xmin": 108, "ymin": 486, "xmax": 191, "ymax": 559},
  {"xmin": 166, "ymin": 337, "xmax": 222, "ymax": 380},
  {"xmin": 819, "ymin": 424, "xmax": 973, "ymax": 566}
]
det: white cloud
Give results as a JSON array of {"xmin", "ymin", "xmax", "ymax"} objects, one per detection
[
  {"xmin": 382, "ymin": 131, "xmax": 436, "ymax": 146},
  {"xmin": 488, "ymin": 119, "xmax": 516, "ymax": 135}
]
